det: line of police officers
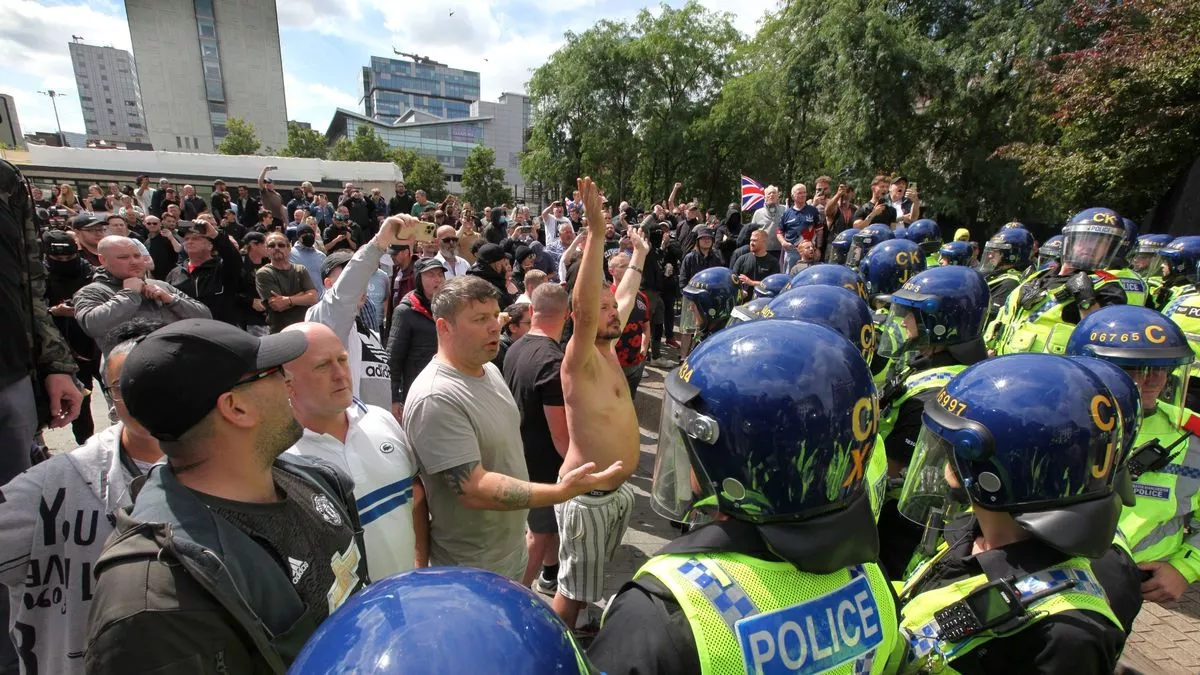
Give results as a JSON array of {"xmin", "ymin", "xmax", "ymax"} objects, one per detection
[{"xmin": 289, "ymin": 207, "xmax": 1200, "ymax": 674}]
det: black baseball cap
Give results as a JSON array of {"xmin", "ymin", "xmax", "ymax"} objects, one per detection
[
  {"xmin": 43, "ymin": 229, "xmax": 78, "ymax": 255},
  {"xmin": 414, "ymin": 257, "xmax": 448, "ymax": 277},
  {"xmin": 320, "ymin": 250, "xmax": 354, "ymax": 280},
  {"xmin": 388, "ymin": 243, "xmax": 411, "ymax": 253},
  {"xmin": 120, "ymin": 319, "xmax": 307, "ymax": 442},
  {"xmin": 71, "ymin": 213, "xmax": 105, "ymax": 230}
]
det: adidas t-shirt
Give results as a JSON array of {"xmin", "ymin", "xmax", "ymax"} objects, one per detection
[{"xmin": 194, "ymin": 468, "xmax": 367, "ymax": 617}]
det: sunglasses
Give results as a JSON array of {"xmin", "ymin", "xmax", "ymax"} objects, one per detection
[
  {"xmin": 265, "ymin": 242, "xmax": 288, "ymax": 249},
  {"xmin": 235, "ymin": 365, "xmax": 283, "ymax": 387},
  {"xmin": 442, "ymin": 237, "xmax": 459, "ymax": 244}
]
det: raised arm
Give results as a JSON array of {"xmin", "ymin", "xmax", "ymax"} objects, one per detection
[
  {"xmin": 616, "ymin": 227, "xmax": 650, "ymax": 328},
  {"xmin": 567, "ymin": 177, "xmax": 608, "ymax": 349}
]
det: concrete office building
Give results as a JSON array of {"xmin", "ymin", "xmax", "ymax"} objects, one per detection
[
  {"xmin": 0, "ymin": 94, "xmax": 24, "ymax": 149},
  {"xmin": 361, "ymin": 56, "xmax": 480, "ymax": 123},
  {"xmin": 326, "ymin": 92, "xmax": 531, "ymax": 198},
  {"xmin": 68, "ymin": 42, "xmax": 149, "ymax": 147},
  {"xmin": 125, "ymin": 0, "xmax": 287, "ymax": 154}
]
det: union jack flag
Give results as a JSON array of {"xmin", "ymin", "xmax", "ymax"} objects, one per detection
[{"xmin": 741, "ymin": 175, "xmax": 765, "ymax": 211}]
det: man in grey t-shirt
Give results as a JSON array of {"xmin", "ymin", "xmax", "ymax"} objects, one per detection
[{"xmin": 403, "ymin": 276, "xmax": 623, "ymax": 580}]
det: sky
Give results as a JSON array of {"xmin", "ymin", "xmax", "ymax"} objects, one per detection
[{"xmin": 0, "ymin": 0, "xmax": 778, "ymax": 140}]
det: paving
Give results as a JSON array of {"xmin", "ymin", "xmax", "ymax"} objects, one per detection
[{"xmin": 42, "ymin": 353, "xmax": 1197, "ymax": 673}]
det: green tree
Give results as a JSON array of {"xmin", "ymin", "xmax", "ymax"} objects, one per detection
[
  {"xmin": 461, "ymin": 146, "xmax": 511, "ymax": 208},
  {"xmin": 281, "ymin": 122, "xmax": 328, "ymax": 159},
  {"xmin": 217, "ymin": 117, "xmax": 261, "ymax": 155},
  {"xmin": 1002, "ymin": 0, "xmax": 1200, "ymax": 220},
  {"xmin": 405, "ymin": 155, "xmax": 446, "ymax": 202},
  {"xmin": 328, "ymin": 124, "xmax": 392, "ymax": 162}
]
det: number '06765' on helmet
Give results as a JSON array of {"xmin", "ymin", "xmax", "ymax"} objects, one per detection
[
  {"xmin": 898, "ymin": 354, "xmax": 1126, "ymax": 557},
  {"xmin": 652, "ymin": 320, "xmax": 881, "ymax": 573}
]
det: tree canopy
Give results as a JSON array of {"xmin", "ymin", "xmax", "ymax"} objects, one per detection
[
  {"xmin": 523, "ymin": 0, "xmax": 1197, "ymax": 229},
  {"xmin": 461, "ymin": 146, "xmax": 511, "ymax": 210},
  {"xmin": 281, "ymin": 122, "xmax": 328, "ymax": 159},
  {"xmin": 217, "ymin": 117, "xmax": 261, "ymax": 156}
]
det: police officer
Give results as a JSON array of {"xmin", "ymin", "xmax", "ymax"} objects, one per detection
[
  {"xmin": 1161, "ymin": 291, "xmax": 1200, "ymax": 411},
  {"xmin": 860, "ymin": 239, "xmax": 928, "ymax": 390},
  {"xmin": 990, "ymin": 207, "xmax": 1129, "ymax": 356},
  {"xmin": 1033, "ymin": 233, "xmax": 1065, "ymax": 274},
  {"xmin": 679, "ymin": 266, "xmax": 737, "ymax": 350},
  {"xmin": 761, "ymin": 285, "xmax": 888, "ymax": 520},
  {"xmin": 936, "ymin": 240, "xmax": 973, "ymax": 267},
  {"xmin": 1066, "ymin": 306, "xmax": 1200, "ymax": 605},
  {"xmin": 874, "ymin": 266, "xmax": 990, "ymax": 578},
  {"xmin": 291, "ymin": 568, "xmax": 594, "ymax": 673},
  {"xmin": 1131, "ymin": 233, "xmax": 1173, "ymax": 286},
  {"xmin": 589, "ymin": 321, "xmax": 899, "ymax": 675},
  {"xmin": 727, "ymin": 296, "xmax": 771, "ymax": 326},
  {"xmin": 907, "ymin": 219, "xmax": 943, "ymax": 269},
  {"xmin": 828, "ymin": 227, "xmax": 856, "ymax": 265},
  {"xmin": 895, "ymin": 354, "xmax": 1134, "ymax": 674},
  {"xmin": 978, "ymin": 227, "xmax": 1034, "ymax": 318},
  {"xmin": 783, "ymin": 263, "xmax": 868, "ymax": 302},
  {"xmin": 1150, "ymin": 235, "xmax": 1200, "ymax": 310},
  {"xmin": 753, "ymin": 273, "xmax": 790, "ymax": 300},
  {"xmin": 846, "ymin": 223, "xmax": 893, "ymax": 270},
  {"xmin": 1104, "ymin": 217, "xmax": 1151, "ymax": 307}
]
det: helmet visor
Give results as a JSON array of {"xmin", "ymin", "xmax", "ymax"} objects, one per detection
[
  {"xmin": 876, "ymin": 304, "xmax": 924, "ymax": 359},
  {"xmin": 650, "ymin": 394, "xmax": 717, "ymax": 524},
  {"xmin": 1157, "ymin": 364, "xmax": 1193, "ymax": 420},
  {"xmin": 1129, "ymin": 251, "xmax": 1162, "ymax": 276},
  {"xmin": 728, "ymin": 303, "xmax": 760, "ymax": 326},
  {"xmin": 847, "ymin": 241, "xmax": 868, "ymax": 269},
  {"xmin": 679, "ymin": 297, "xmax": 702, "ymax": 333},
  {"xmin": 828, "ymin": 248, "xmax": 848, "ymax": 265},
  {"xmin": 1062, "ymin": 225, "xmax": 1123, "ymax": 270},
  {"xmin": 897, "ymin": 426, "xmax": 972, "ymax": 530},
  {"xmin": 977, "ymin": 246, "xmax": 1005, "ymax": 274}
]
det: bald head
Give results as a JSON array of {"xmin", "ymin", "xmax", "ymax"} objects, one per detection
[
  {"xmin": 97, "ymin": 235, "xmax": 146, "ymax": 279},
  {"xmin": 98, "ymin": 235, "xmax": 137, "ymax": 256},
  {"xmin": 436, "ymin": 225, "xmax": 456, "ymax": 240},
  {"xmin": 283, "ymin": 322, "xmax": 353, "ymax": 418}
]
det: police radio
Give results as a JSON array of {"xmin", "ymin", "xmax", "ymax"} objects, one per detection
[
  {"xmin": 1127, "ymin": 434, "xmax": 1189, "ymax": 479},
  {"xmin": 934, "ymin": 576, "xmax": 1077, "ymax": 643}
]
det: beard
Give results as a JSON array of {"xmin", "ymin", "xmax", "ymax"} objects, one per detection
[
  {"xmin": 598, "ymin": 320, "xmax": 623, "ymax": 340},
  {"xmin": 256, "ymin": 413, "xmax": 304, "ymax": 468}
]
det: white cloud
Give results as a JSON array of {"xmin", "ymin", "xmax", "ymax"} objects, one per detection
[{"xmin": 284, "ymin": 72, "xmax": 359, "ymax": 131}]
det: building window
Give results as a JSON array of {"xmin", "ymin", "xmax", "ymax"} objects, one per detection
[
  {"xmin": 194, "ymin": 137, "xmax": 199, "ymax": 149},
  {"xmin": 105, "ymin": 98, "xmax": 112, "ymax": 104},
  {"xmin": 125, "ymin": 100, "xmax": 136, "ymax": 106},
  {"xmin": 100, "ymin": 75, "xmax": 107, "ymax": 81},
  {"xmin": 176, "ymin": 136, "xmax": 182, "ymax": 148}
]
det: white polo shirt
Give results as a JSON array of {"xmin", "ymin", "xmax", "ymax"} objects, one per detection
[{"xmin": 288, "ymin": 400, "xmax": 418, "ymax": 579}]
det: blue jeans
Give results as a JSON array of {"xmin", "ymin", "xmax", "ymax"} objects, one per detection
[{"xmin": 781, "ymin": 248, "xmax": 800, "ymax": 274}]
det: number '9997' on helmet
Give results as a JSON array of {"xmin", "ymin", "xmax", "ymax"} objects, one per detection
[
  {"xmin": 898, "ymin": 354, "xmax": 1125, "ymax": 557},
  {"xmin": 652, "ymin": 320, "xmax": 880, "ymax": 573},
  {"xmin": 290, "ymin": 568, "xmax": 591, "ymax": 674},
  {"xmin": 784, "ymin": 263, "xmax": 867, "ymax": 301},
  {"xmin": 761, "ymin": 285, "xmax": 876, "ymax": 364}
]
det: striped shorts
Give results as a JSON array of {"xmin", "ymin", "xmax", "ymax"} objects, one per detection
[{"xmin": 554, "ymin": 483, "xmax": 635, "ymax": 602}]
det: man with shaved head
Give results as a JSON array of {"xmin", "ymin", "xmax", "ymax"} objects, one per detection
[
  {"xmin": 434, "ymin": 224, "xmax": 469, "ymax": 279},
  {"xmin": 284, "ymin": 321, "xmax": 428, "ymax": 577},
  {"xmin": 73, "ymin": 236, "xmax": 210, "ymax": 354}
]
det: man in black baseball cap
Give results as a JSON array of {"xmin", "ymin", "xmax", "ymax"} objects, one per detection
[
  {"xmin": 86, "ymin": 319, "xmax": 368, "ymax": 674},
  {"xmin": 71, "ymin": 212, "xmax": 107, "ymax": 265}
]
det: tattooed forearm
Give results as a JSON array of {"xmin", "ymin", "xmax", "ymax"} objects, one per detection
[
  {"xmin": 493, "ymin": 477, "xmax": 532, "ymax": 508},
  {"xmin": 438, "ymin": 461, "xmax": 479, "ymax": 496}
]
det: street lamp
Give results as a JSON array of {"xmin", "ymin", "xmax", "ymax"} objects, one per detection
[{"xmin": 36, "ymin": 90, "xmax": 68, "ymax": 147}]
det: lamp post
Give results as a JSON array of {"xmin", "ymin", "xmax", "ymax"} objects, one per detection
[{"xmin": 36, "ymin": 90, "xmax": 68, "ymax": 147}]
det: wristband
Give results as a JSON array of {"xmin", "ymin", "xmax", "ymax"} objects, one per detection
[
  {"xmin": 286, "ymin": 297, "xmax": 293, "ymax": 307},
  {"xmin": 629, "ymin": 265, "xmax": 643, "ymax": 274}
]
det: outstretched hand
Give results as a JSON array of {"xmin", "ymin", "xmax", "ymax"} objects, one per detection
[
  {"xmin": 577, "ymin": 176, "xmax": 605, "ymax": 236},
  {"xmin": 629, "ymin": 226, "xmax": 650, "ymax": 256}
]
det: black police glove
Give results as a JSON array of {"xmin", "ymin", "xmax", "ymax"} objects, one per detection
[{"xmin": 1066, "ymin": 271, "xmax": 1097, "ymax": 309}]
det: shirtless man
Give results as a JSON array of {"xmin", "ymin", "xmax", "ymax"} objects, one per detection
[{"xmin": 554, "ymin": 177, "xmax": 642, "ymax": 629}]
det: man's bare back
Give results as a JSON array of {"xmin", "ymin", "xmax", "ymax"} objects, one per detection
[{"xmin": 561, "ymin": 178, "xmax": 641, "ymax": 490}]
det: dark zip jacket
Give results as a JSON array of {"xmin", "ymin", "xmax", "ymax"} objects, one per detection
[
  {"xmin": 165, "ymin": 232, "xmax": 244, "ymax": 326},
  {"xmin": 386, "ymin": 290, "xmax": 438, "ymax": 404},
  {"xmin": 84, "ymin": 454, "xmax": 366, "ymax": 675}
]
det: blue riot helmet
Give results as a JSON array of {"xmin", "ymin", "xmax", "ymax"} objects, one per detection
[
  {"xmin": 727, "ymin": 296, "xmax": 771, "ymax": 326},
  {"xmin": 978, "ymin": 227, "xmax": 1035, "ymax": 274},
  {"xmin": 829, "ymin": 228, "xmax": 856, "ymax": 265},
  {"xmin": 753, "ymin": 273, "xmax": 791, "ymax": 299},
  {"xmin": 1114, "ymin": 217, "xmax": 1140, "ymax": 265},
  {"xmin": 999, "ymin": 220, "xmax": 1025, "ymax": 231},
  {"xmin": 892, "ymin": 225, "xmax": 908, "ymax": 240},
  {"xmin": 290, "ymin": 568, "xmax": 590, "ymax": 674},
  {"xmin": 1036, "ymin": 234, "xmax": 1065, "ymax": 271},
  {"xmin": 859, "ymin": 238, "xmax": 926, "ymax": 302},
  {"xmin": 761, "ymin": 285, "xmax": 876, "ymax": 364},
  {"xmin": 898, "ymin": 354, "xmax": 1125, "ymax": 557},
  {"xmin": 783, "ymin": 263, "xmax": 867, "ymax": 301},
  {"xmin": 1061, "ymin": 207, "xmax": 1125, "ymax": 271},
  {"xmin": 1070, "ymin": 356, "xmax": 1144, "ymax": 507},
  {"xmin": 936, "ymin": 241, "xmax": 974, "ymax": 267},
  {"xmin": 907, "ymin": 219, "xmax": 943, "ymax": 256},
  {"xmin": 878, "ymin": 266, "xmax": 990, "ymax": 362},
  {"xmin": 680, "ymin": 266, "xmax": 737, "ymax": 336},
  {"xmin": 1157, "ymin": 235, "xmax": 1200, "ymax": 283},
  {"xmin": 652, "ymin": 321, "xmax": 880, "ymax": 572},
  {"xmin": 846, "ymin": 223, "xmax": 893, "ymax": 269},
  {"xmin": 1130, "ymin": 233, "xmax": 1173, "ymax": 275},
  {"xmin": 1066, "ymin": 305, "xmax": 1194, "ymax": 416}
]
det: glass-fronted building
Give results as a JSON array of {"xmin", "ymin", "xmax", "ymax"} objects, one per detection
[{"xmin": 361, "ymin": 56, "xmax": 480, "ymax": 123}]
